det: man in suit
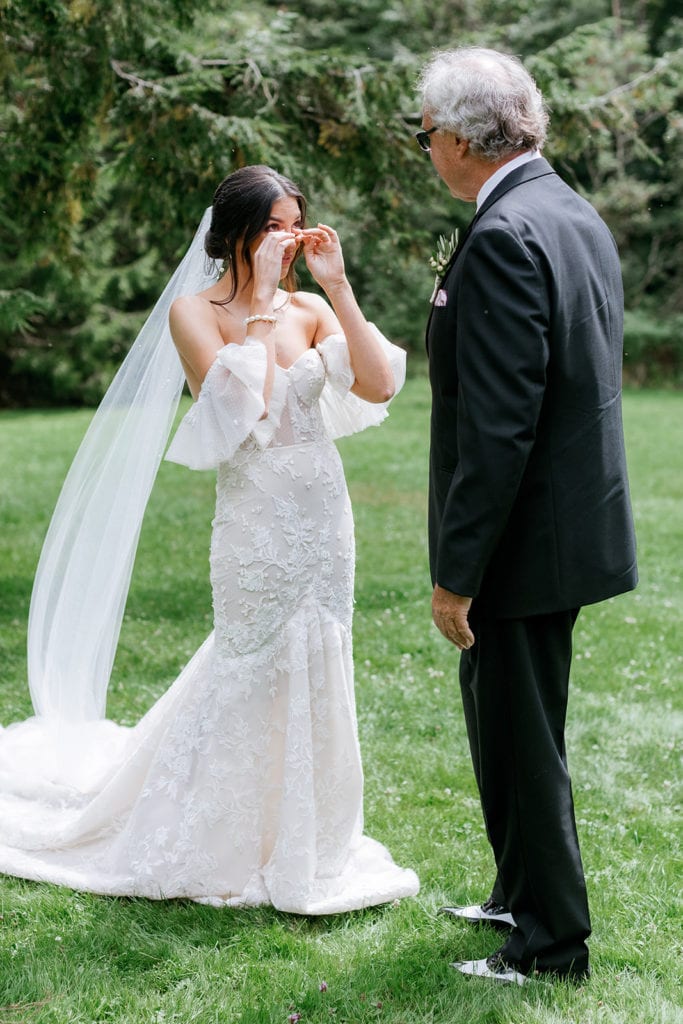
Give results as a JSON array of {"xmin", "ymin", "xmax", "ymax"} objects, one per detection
[{"xmin": 417, "ymin": 47, "xmax": 637, "ymax": 985}]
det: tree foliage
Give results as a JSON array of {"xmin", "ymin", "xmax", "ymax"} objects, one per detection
[{"xmin": 1, "ymin": 0, "xmax": 682, "ymax": 404}]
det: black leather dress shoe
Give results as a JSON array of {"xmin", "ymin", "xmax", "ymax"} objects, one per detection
[
  {"xmin": 450, "ymin": 949, "xmax": 526, "ymax": 986},
  {"xmin": 438, "ymin": 896, "xmax": 516, "ymax": 928},
  {"xmin": 451, "ymin": 947, "xmax": 590, "ymax": 986}
]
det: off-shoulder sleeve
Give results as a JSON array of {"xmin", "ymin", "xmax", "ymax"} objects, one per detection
[
  {"xmin": 317, "ymin": 324, "xmax": 406, "ymax": 440},
  {"xmin": 164, "ymin": 338, "xmax": 286, "ymax": 470}
]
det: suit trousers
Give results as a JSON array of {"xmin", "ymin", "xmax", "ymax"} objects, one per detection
[{"xmin": 459, "ymin": 605, "xmax": 591, "ymax": 975}]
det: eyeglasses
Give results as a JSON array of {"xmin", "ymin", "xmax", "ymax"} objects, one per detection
[{"xmin": 414, "ymin": 126, "xmax": 438, "ymax": 153}]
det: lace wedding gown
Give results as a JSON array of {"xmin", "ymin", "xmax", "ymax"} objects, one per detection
[{"xmin": 0, "ymin": 330, "xmax": 419, "ymax": 914}]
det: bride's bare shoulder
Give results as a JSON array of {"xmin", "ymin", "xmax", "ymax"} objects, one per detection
[
  {"xmin": 290, "ymin": 290, "xmax": 329, "ymax": 314},
  {"xmin": 291, "ymin": 290, "xmax": 341, "ymax": 340},
  {"xmin": 170, "ymin": 293, "xmax": 219, "ymax": 333},
  {"xmin": 170, "ymin": 292, "xmax": 217, "ymax": 322},
  {"xmin": 169, "ymin": 293, "xmax": 224, "ymax": 356}
]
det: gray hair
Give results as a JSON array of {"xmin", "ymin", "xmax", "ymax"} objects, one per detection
[{"xmin": 417, "ymin": 47, "xmax": 549, "ymax": 160}]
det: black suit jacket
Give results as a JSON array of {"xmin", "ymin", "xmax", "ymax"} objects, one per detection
[{"xmin": 427, "ymin": 157, "xmax": 638, "ymax": 618}]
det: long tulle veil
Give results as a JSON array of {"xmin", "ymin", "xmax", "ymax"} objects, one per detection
[{"xmin": 26, "ymin": 207, "xmax": 219, "ymax": 723}]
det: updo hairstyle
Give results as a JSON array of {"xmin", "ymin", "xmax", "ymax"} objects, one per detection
[{"xmin": 205, "ymin": 165, "xmax": 307, "ymax": 302}]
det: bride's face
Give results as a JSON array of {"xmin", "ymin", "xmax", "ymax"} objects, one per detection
[{"xmin": 247, "ymin": 195, "xmax": 304, "ymax": 279}]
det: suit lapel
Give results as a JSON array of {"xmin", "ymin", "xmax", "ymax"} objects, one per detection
[
  {"xmin": 425, "ymin": 158, "xmax": 556, "ymax": 352},
  {"xmin": 425, "ymin": 212, "xmax": 477, "ymax": 348},
  {"xmin": 445, "ymin": 158, "xmax": 555, "ymax": 277},
  {"xmin": 439, "ymin": 211, "xmax": 479, "ymax": 279}
]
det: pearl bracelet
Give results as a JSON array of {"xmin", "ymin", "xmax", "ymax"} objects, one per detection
[{"xmin": 243, "ymin": 314, "xmax": 277, "ymax": 326}]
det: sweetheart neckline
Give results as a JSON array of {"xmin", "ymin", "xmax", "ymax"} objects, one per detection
[
  {"xmin": 277, "ymin": 346, "xmax": 319, "ymax": 373},
  {"xmin": 202, "ymin": 333, "xmax": 345, "ymax": 394}
]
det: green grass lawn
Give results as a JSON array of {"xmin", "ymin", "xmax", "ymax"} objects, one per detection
[{"xmin": 0, "ymin": 381, "xmax": 681, "ymax": 1024}]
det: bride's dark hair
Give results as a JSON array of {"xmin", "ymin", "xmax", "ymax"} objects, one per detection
[{"xmin": 205, "ymin": 165, "xmax": 307, "ymax": 302}]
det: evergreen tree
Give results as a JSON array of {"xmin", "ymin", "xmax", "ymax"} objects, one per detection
[{"xmin": 1, "ymin": 0, "xmax": 681, "ymax": 404}]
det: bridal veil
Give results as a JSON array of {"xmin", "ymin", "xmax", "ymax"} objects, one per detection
[{"xmin": 27, "ymin": 208, "xmax": 217, "ymax": 724}]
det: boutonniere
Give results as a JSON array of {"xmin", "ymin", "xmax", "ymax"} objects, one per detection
[
  {"xmin": 428, "ymin": 229, "xmax": 458, "ymax": 302},
  {"xmin": 429, "ymin": 230, "xmax": 459, "ymax": 277}
]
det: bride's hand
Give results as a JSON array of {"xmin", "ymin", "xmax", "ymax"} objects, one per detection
[
  {"xmin": 252, "ymin": 231, "xmax": 297, "ymax": 300},
  {"xmin": 297, "ymin": 224, "xmax": 346, "ymax": 292}
]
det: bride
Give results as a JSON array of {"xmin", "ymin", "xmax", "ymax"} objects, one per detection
[{"xmin": 0, "ymin": 165, "xmax": 419, "ymax": 914}]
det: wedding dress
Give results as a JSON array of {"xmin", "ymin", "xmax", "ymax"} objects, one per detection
[{"xmin": 0, "ymin": 328, "xmax": 419, "ymax": 914}]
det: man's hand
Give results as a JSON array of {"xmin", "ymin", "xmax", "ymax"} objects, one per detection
[{"xmin": 432, "ymin": 584, "xmax": 475, "ymax": 650}]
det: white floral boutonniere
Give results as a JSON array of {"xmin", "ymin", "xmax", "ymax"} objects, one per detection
[{"xmin": 429, "ymin": 229, "xmax": 458, "ymax": 303}]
